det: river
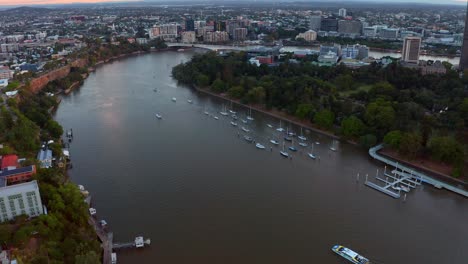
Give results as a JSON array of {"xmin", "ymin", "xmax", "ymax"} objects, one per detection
[{"xmin": 54, "ymin": 50, "xmax": 468, "ymax": 264}]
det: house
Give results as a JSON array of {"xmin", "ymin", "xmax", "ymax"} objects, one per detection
[
  {"xmin": 0, "ymin": 165, "xmax": 36, "ymax": 185},
  {"xmin": 37, "ymin": 148, "xmax": 53, "ymax": 168},
  {"xmin": 0, "ymin": 79, "xmax": 8, "ymax": 88},
  {"xmin": 0, "ymin": 180, "xmax": 44, "ymax": 222},
  {"xmin": 1, "ymin": 154, "xmax": 18, "ymax": 170}
]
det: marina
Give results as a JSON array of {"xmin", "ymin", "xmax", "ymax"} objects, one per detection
[{"xmin": 54, "ymin": 50, "xmax": 468, "ymax": 264}]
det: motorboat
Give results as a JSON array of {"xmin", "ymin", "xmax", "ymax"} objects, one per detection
[
  {"xmin": 230, "ymin": 121, "xmax": 238, "ymax": 126},
  {"xmin": 187, "ymin": 99, "xmax": 193, "ymax": 104},
  {"xmin": 298, "ymin": 142, "xmax": 308, "ymax": 147},
  {"xmin": 244, "ymin": 136, "xmax": 253, "ymax": 142},
  {"xmin": 284, "ymin": 136, "xmax": 292, "ymax": 142},
  {"xmin": 270, "ymin": 139, "xmax": 279, "ymax": 145},
  {"xmin": 213, "ymin": 116, "xmax": 219, "ymax": 120},
  {"xmin": 288, "ymin": 146, "xmax": 297, "ymax": 152},
  {"xmin": 255, "ymin": 143, "xmax": 266, "ymax": 149},
  {"xmin": 241, "ymin": 127, "xmax": 250, "ymax": 133},
  {"xmin": 100, "ymin": 220, "xmax": 107, "ymax": 227},
  {"xmin": 172, "ymin": 97, "xmax": 177, "ymax": 102},
  {"xmin": 267, "ymin": 124, "xmax": 273, "ymax": 128},
  {"xmin": 331, "ymin": 245, "xmax": 370, "ymax": 264}
]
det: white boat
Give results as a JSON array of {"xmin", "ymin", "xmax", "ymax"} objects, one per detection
[
  {"xmin": 241, "ymin": 119, "xmax": 248, "ymax": 124},
  {"xmin": 220, "ymin": 104, "xmax": 229, "ymax": 116},
  {"xmin": 230, "ymin": 121, "xmax": 238, "ymax": 126},
  {"xmin": 213, "ymin": 116, "xmax": 219, "ymax": 120},
  {"xmin": 111, "ymin": 253, "xmax": 117, "ymax": 264},
  {"xmin": 332, "ymin": 245, "xmax": 370, "ymax": 264},
  {"xmin": 155, "ymin": 113, "xmax": 162, "ymax": 119},
  {"xmin": 177, "ymin": 48, "xmax": 185, "ymax": 52},
  {"xmin": 267, "ymin": 124, "xmax": 273, "ymax": 128},
  {"xmin": 298, "ymin": 127, "xmax": 307, "ymax": 141},
  {"xmin": 315, "ymin": 141, "xmax": 320, "ymax": 145},
  {"xmin": 298, "ymin": 142, "xmax": 308, "ymax": 147},
  {"xmin": 280, "ymin": 142, "xmax": 289, "ymax": 158},
  {"xmin": 276, "ymin": 120, "xmax": 284, "ymax": 132},
  {"xmin": 204, "ymin": 111, "xmax": 209, "ymax": 115},
  {"xmin": 255, "ymin": 143, "xmax": 266, "ymax": 149},
  {"xmin": 89, "ymin": 208, "xmax": 97, "ymax": 216},
  {"xmin": 135, "ymin": 236, "xmax": 145, "ymax": 248},
  {"xmin": 246, "ymin": 107, "xmax": 254, "ymax": 121},
  {"xmin": 100, "ymin": 220, "xmax": 107, "ymax": 227},
  {"xmin": 229, "ymin": 101, "xmax": 236, "ymax": 114},
  {"xmin": 78, "ymin": 185, "xmax": 85, "ymax": 191},
  {"xmin": 231, "ymin": 114, "xmax": 238, "ymax": 120},
  {"xmin": 307, "ymin": 144, "xmax": 316, "ymax": 159},
  {"xmin": 171, "ymin": 97, "xmax": 177, "ymax": 102},
  {"xmin": 330, "ymin": 140, "xmax": 338, "ymax": 152},
  {"xmin": 270, "ymin": 139, "xmax": 279, "ymax": 145},
  {"xmin": 187, "ymin": 99, "xmax": 193, "ymax": 104},
  {"xmin": 244, "ymin": 135, "xmax": 253, "ymax": 142},
  {"xmin": 241, "ymin": 127, "xmax": 250, "ymax": 133}
]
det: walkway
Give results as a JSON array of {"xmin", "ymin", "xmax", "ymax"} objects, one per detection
[{"xmin": 369, "ymin": 144, "xmax": 468, "ymax": 198}]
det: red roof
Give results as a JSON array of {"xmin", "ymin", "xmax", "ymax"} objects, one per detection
[{"xmin": 1, "ymin": 154, "xmax": 18, "ymax": 169}]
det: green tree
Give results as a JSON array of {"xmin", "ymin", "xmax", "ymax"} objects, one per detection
[
  {"xmin": 196, "ymin": 74, "xmax": 210, "ymax": 87},
  {"xmin": 383, "ymin": 130, "xmax": 402, "ymax": 149},
  {"xmin": 427, "ymin": 136, "xmax": 464, "ymax": 165},
  {"xmin": 359, "ymin": 134, "xmax": 377, "ymax": 148},
  {"xmin": 335, "ymin": 74, "xmax": 354, "ymax": 91},
  {"xmin": 46, "ymin": 120, "xmax": 64, "ymax": 139},
  {"xmin": 75, "ymin": 251, "xmax": 100, "ymax": 264},
  {"xmin": 246, "ymin": 86, "xmax": 266, "ymax": 104},
  {"xmin": 227, "ymin": 86, "xmax": 244, "ymax": 99},
  {"xmin": 340, "ymin": 116, "xmax": 365, "ymax": 139},
  {"xmin": 399, "ymin": 132, "xmax": 422, "ymax": 158},
  {"xmin": 314, "ymin": 109, "xmax": 335, "ymax": 129},
  {"xmin": 295, "ymin": 104, "xmax": 314, "ymax": 120},
  {"xmin": 211, "ymin": 79, "xmax": 225, "ymax": 93},
  {"xmin": 365, "ymin": 99, "xmax": 395, "ymax": 135}
]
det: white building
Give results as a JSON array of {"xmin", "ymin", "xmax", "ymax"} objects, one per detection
[
  {"xmin": 0, "ymin": 180, "xmax": 44, "ymax": 222},
  {"xmin": 339, "ymin": 8, "xmax": 347, "ymax": 17},
  {"xmin": 295, "ymin": 30, "xmax": 317, "ymax": 42},
  {"xmin": 181, "ymin": 31, "xmax": 196, "ymax": 43},
  {"xmin": 149, "ymin": 24, "xmax": 179, "ymax": 41},
  {"xmin": 0, "ymin": 79, "xmax": 8, "ymax": 88}
]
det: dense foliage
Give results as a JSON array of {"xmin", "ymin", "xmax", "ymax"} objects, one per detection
[{"xmin": 172, "ymin": 51, "xmax": 467, "ymax": 176}]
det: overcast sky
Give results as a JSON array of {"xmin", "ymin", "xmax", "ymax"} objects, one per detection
[{"xmin": 0, "ymin": 0, "xmax": 465, "ymax": 7}]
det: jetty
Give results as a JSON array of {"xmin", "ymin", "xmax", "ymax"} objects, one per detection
[
  {"xmin": 368, "ymin": 144, "xmax": 468, "ymax": 198},
  {"xmin": 82, "ymin": 187, "xmax": 150, "ymax": 263}
]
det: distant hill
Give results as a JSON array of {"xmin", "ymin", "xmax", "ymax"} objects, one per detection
[{"xmin": 2, "ymin": 6, "xmax": 50, "ymax": 13}]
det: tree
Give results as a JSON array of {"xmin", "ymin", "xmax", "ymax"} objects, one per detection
[
  {"xmin": 313, "ymin": 109, "xmax": 335, "ymax": 129},
  {"xmin": 359, "ymin": 134, "xmax": 377, "ymax": 148},
  {"xmin": 399, "ymin": 132, "xmax": 422, "ymax": 158},
  {"xmin": 335, "ymin": 74, "xmax": 354, "ymax": 91},
  {"xmin": 211, "ymin": 78, "xmax": 225, "ymax": 93},
  {"xmin": 295, "ymin": 104, "xmax": 314, "ymax": 120},
  {"xmin": 46, "ymin": 120, "xmax": 64, "ymax": 139},
  {"xmin": 227, "ymin": 86, "xmax": 244, "ymax": 99},
  {"xmin": 246, "ymin": 86, "xmax": 266, "ymax": 104},
  {"xmin": 75, "ymin": 251, "xmax": 100, "ymax": 264},
  {"xmin": 427, "ymin": 136, "xmax": 464, "ymax": 165},
  {"xmin": 364, "ymin": 99, "xmax": 395, "ymax": 136},
  {"xmin": 383, "ymin": 130, "xmax": 402, "ymax": 149},
  {"xmin": 340, "ymin": 116, "xmax": 365, "ymax": 139}
]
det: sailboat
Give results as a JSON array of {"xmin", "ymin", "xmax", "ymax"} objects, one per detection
[
  {"xmin": 246, "ymin": 107, "xmax": 254, "ymax": 121},
  {"xmin": 280, "ymin": 142, "xmax": 289, "ymax": 157},
  {"xmin": 213, "ymin": 116, "xmax": 219, "ymax": 120},
  {"xmin": 229, "ymin": 101, "xmax": 236, "ymax": 114},
  {"xmin": 187, "ymin": 99, "xmax": 193, "ymax": 104},
  {"xmin": 171, "ymin": 97, "xmax": 177, "ymax": 102},
  {"xmin": 288, "ymin": 140, "xmax": 297, "ymax": 152},
  {"xmin": 267, "ymin": 124, "xmax": 273, "ymax": 128},
  {"xmin": 155, "ymin": 113, "xmax": 162, "ymax": 119},
  {"xmin": 330, "ymin": 140, "xmax": 338, "ymax": 152},
  {"xmin": 270, "ymin": 138, "xmax": 279, "ymax": 145},
  {"xmin": 230, "ymin": 121, "xmax": 238, "ymax": 126},
  {"xmin": 298, "ymin": 142, "xmax": 308, "ymax": 147},
  {"xmin": 244, "ymin": 135, "xmax": 253, "ymax": 142},
  {"xmin": 220, "ymin": 105, "xmax": 228, "ymax": 116},
  {"xmin": 231, "ymin": 114, "xmax": 238, "ymax": 120},
  {"xmin": 276, "ymin": 120, "xmax": 284, "ymax": 132},
  {"xmin": 241, "ymin": 126, "xmax": 250, "ymax": 133},
  {"xmin": 298, "ymin": 127, "xmax": 307, "ymax": 141},
  {"xmin": 308, "ymin": 144, "xmax": 316, "ymax": 159},
  {"xmin": 241, "ymin": 119, "xmax": 248, "ymax": 124}
]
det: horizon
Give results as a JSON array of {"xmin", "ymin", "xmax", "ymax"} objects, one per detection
[{"xmin": 0, "ymin": 0, "xmax": 466, "ymax": 8}]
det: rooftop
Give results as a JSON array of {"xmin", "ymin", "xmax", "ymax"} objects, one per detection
[{"xmin": 0, "ymin": 180, "xmax": 39, "ymax": 195}]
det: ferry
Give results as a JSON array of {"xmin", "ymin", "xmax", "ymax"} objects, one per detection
[{"xmin": 332, "ymin": 245, "xmax": 370, "ymax": 264}]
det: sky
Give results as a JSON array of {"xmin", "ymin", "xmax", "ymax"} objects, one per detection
[{"xmin": 0, "ymin": 0, "xmax": 465, "ymax": 6}]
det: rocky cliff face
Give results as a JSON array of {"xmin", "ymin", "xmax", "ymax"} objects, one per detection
[{"xmin": 29, "ymin": 58, "xmax": 88, "ymax": 93}]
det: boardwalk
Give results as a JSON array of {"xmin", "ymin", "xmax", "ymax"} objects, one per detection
[
  {"xmin": 88, "ymin": 216, "xmax": 113, "ymax": 264},
  {"xmin": 369, "ymin": 144, "xmax": 468, "ymax": 198}
]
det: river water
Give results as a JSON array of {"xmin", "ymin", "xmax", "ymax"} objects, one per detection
[{"xmin": 54, "ymin": 51, "xmax": 468, "ymax": 264}]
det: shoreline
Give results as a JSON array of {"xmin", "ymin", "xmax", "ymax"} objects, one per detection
[{"xmin": 193, "ymin": 86, "xmax": 341, "ymax": 140}]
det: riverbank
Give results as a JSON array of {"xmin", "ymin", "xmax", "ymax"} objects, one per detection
[{"xmin": 194, "ymin": 86, "xmax": 340, "ymax": 140}]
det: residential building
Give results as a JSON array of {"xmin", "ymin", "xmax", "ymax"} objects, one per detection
[
  {"xmin": 185, "ymin": 19, "xmax": 195, "ymax": 31},
  {"xmin": 338, "ymin": 8, "xmax": 347, "ymax": 17},
  {"xmin": 295, "ymin": 30, "xmax": 317, "ymax": 42},
  {"xmin": 338, "ymin": 20, "xmax": 362, "ymax": 35},
  {"xmin": 214, "ymin": 21, "xmax": 226, "ymax": 32},
  {"xmin": 37, "ymin": 148, "xmax": 53, "ymax": 169},
  {"xmin": 233, "ymin": 28, "xmax": 248, "ymax": 41},
  {"xmin": 309, "ymin": 16, "xmax": 322, "ymax": 31},
  {"xmin": 0, "ymin": 44, "xmax": 19, "ymax": 53},
  {"xmin": 363, "ymin": 27, "xmax": 377, "ymax": 38},
  {"xmin": 256, "ymin": 55, "xmax": 274, "ymax": 64},
  {"xmin": 357, "ymin": 45, "xmax": 369, "ymax": 59},
  {"xmin": 149, "ymin": 24, "xmax": 179, "ymax": 40},
  {"xmin": 0, "ymin": 180, "xmax": 44, "ymax": 222},
  {"xmin": 181, "ymin": 31, "xmax": 196, "ymax": 43},
  {"xmin": 204, "ymin": 31, "xmax": 229, "ymax": 43},
  {"xmin": 1, "ymin": 154, "xmax": 18, "ymax": 170},
  {"xmin": 136, "ymin": 38, "xmax": 148, "ymax": 45},
  {"xmin": 0, "ymin": 166, "xmax": 36, "ymax": 185},
  {"xmin": 460, "ymin": 6, "xmax": 468, "ymax": 70},
  {"xmin": 380, "ymin": 28, "xmax": 399, "ymax": 39},
  {"xmin": 402, "ymin": 36, "xmax": 421, "ymax": 63},
  {"xmin": 321, "ymin": 18, "xmax": 338, "ymax": 32}
]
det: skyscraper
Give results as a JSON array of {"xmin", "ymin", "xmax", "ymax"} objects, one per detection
[
  {"xmin": 402, "ymin": 36, "xmax": 421, "ymax": 63},
  {"xmin": 309, "ymin": 16, "xmax": 321, "ymax": 31},
  {"xmin": 185, "ymin": 19, "xmax": 195, "ymax": 31},
  {"xmin": 339, "ymin": 8, "xmax": 347, "ymax": 17},
  {"xmin": 460, "ymin": 3, "xmax": 468, "ymax": 71}
]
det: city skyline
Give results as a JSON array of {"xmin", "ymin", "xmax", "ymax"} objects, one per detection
[{"xmin": 0, "ymin": 0, "xmax": 466, "ymax": 7}]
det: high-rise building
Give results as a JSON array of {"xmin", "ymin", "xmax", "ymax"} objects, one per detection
[
  {"xmin": 185, "ymin": 19, "xmax": 195, "ymax": 31},
  {"xmin": 295, "ymin": 30, "xmax": 317, "ymax": 42},
  {"xmin": 460, "ymin": 4, "xmax": 468, "ymax": 71},
  {"xmin": 339, "ymin": 8, "xmax": 347, "ymax": 17},
  {"xmin": 214, "ymin": 21, "xmax": 226, "ymax": 32},
  {"xmin": 0, "ymin": 180, "xmax": 44, "ymax": 222},
  {"xmin": 338, "ymin": 20, "xmax": 362, "ymax": 35},
  {"xmin": 233, "ymin": 28, "xmax": 248, "ymax": 41},
  {"xmin": 181, "ymin": 31, "xmax": 196, "ymax": 43},
  {"xmin": 321, "ymin": 18, "xmax": 338, "ymax": 32},
  {"xmin": 402, "ymin": 36, "xmax": 421, "ymax": 63},
  {"xmin": 309, "ymin": 16, "xmax": 322, "ymax": 31},
  {"xmin": 149, "ymin": 24, "xmax": 179, "ymax": 40}
]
